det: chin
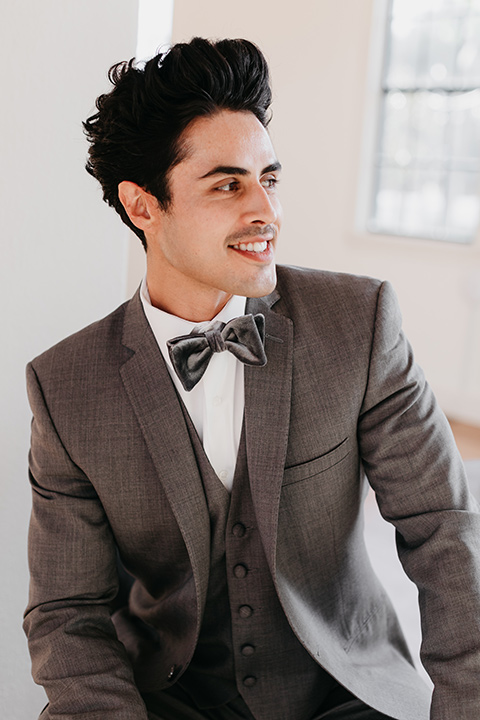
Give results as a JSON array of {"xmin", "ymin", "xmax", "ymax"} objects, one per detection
[{"xmin": 242, "ymin": 270, "xmax": 277, "ymax": 298}]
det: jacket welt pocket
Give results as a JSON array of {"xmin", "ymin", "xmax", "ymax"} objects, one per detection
[{"xmin": 283, "ymin": 437, "xmax": 351, "ymax": 486}]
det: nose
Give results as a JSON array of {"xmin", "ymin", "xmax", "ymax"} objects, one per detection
[{"xmin": 243, "ymin": 183, "xmax": 280, "ymax": 226}]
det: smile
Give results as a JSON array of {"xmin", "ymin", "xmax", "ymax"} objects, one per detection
[{"xmin": 230, "ymin": 240, "xmax": 268, "ymax": 253}]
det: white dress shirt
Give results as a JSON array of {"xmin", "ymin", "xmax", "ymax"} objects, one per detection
[{"xmin": 140, "ymin": 278, "xmax": 246, "ymax": 491}]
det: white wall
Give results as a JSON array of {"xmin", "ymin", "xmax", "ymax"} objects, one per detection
[
  {"xmin": 167, "ymin": 0, "xmax": 480, "ymax": 425},
  {"xmin": 0, "ymin": 2, "xmax": 138, "ymax": 716}
]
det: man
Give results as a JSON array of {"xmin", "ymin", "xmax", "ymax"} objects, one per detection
[{"xmin": 24, "ymin": 38, "xmax": 480, "ymax": 720}]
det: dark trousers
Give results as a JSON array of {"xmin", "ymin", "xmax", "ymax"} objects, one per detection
[{"xmin": 144, "ymin": 683, "xmax": 395, "ymax": 720}]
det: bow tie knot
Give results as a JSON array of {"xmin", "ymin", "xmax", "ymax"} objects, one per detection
[
  {"xmin": 167, "ymin": 313, "xmax": 267, "ymax": 391},
  {"xmin": 204, "ymin": 323, "xmax": 228, "ymax": 354}
]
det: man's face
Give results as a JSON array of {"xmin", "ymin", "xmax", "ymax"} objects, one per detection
[{"xmin": 145, "ymin": 109, "xmax": 282, "ymax": 320}]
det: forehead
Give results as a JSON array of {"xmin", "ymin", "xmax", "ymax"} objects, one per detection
[{"xmin": 177, "ymin": 110, "xmax": 277, "ymax": 172}]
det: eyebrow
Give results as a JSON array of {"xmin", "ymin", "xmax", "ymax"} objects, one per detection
[{"xmin": 199, "ymin": 161, "xmax": 282, "ymax": 179}]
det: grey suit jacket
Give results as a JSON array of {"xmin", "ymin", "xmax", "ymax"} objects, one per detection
[{"xmin": 25, "ymin": 266, "xmax": 480, "ymax": 720}]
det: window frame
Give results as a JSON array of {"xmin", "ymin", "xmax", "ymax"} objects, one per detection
[{"xmin": 366, "ymin": 0, "xmax": 480, "ymax": 245}]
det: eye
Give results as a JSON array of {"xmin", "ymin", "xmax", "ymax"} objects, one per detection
[
  {"xmin": 215, "ymin": 180, "xmax": 239, "ymax": 192},
  {"xmin": 261, "ymin": 176, "xmax": 280, "ymax": 190}
]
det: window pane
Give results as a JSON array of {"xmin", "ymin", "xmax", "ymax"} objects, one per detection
[
  {"xmin": 450, "ymin": 92, "xmax": 480, "ymax": 169},
  {"xmin": 445, "ymin": 170, "xmax": 480, "ymax": 237},
  {"xmin": 402, "ymin": 169, "xmax": 447, "ymax": 236},
  {"xmin": 386, "ymin": 17, "xmax": 424, "ymax": 88},
  {"xmin": 392, "ymin": 0, "xmax": 477, "ymax": 20},
  {"xmin": 386, "ymin": 4, "xmax": 480, "ymax": 89},
  {"xmin": 426, "ymin": 17, "xmax": 460, "ymax": 87},
  {"xmin": 392, "ymin": 0, "xmax": 443, "ymax": 20},
  {"xmin": 454, "ymin": 17, "xmax": 480, "ymax": 87},
  {"xmin": 379, "ymin": 92, "xmax": 412, "ymax": 164},
  {"xmin": 413, "ymin": 93, "xmax": 450, "ymax": 168},
  {"xmin": 370, "ymin": 166, "xmax": 404, "ymax": 233}
]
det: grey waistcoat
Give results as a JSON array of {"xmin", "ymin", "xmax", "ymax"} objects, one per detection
[{"xmin": 178, "ymin": 412, "xmax": 334, "ymax": 720}]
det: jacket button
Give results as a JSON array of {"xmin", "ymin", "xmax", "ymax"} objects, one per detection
[
  {"xmin": 241, "ymin": 644, "xmax": 255, "ymax": 656},
  {"xmin": 243, "ymin": 675, "xmax": 257, "ymax": 687},
  {"xmin": 238, "ymin": 605, "xmax": 253, "ymax": 618},
  {"xmin": 233, "ymin": 563, "xmax": 248, "ymax": 578},
  {"xmin": 232, "ymin": 522, "xmax": 246, "ymax": 537}
]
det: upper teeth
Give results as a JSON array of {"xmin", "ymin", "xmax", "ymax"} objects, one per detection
[{"xmin": 232, "ymin": 240, "xmax": 268, "ymax": 252}]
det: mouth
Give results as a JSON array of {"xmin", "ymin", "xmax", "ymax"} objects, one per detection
[
  {"xmin": 230, "ymin": 239, "xmax": 269, "ymax": 254},
  {"xmin": 228, "ymin": 239, "xmax": 275, "ymax": 263}
]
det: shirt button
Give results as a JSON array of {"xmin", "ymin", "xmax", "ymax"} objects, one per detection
[
  {"xmin": 219, "ymin": 470, "xmax": 228, "ymax": 481},
  {"xmin": 241, "ymin": 644, "xmax": 255, "ymax": 657},
  {"xmin": 238, "ymin": 605, "xmax": 253, "ymax": 618},
  {"xmin": 233, "ymin": 564, "xmax": 248, "ymax": 578},
  {"xmin": 213, "ymin": 395, "xmax": 222, "ymax": 406},
  {"xmin": 232, "ymin": 522, "xmax": 246, "ymax": 537},
  {"xmin": 243, "ymin": 675, "xmax": 257, "ymax": 688}
]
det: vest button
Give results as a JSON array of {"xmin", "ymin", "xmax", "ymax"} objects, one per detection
[
  {"xmin": 241, "ymin": 644, "xmax": 255, "ymax": 656},
  {"xmin": 232, "ymin": 522, "xmax": 246, "ymax": 537},
  {"xmin": 243, "ymin": 675, "xmax": 257, "ymax": 687},
  {"xmin": 233, "ymin": 564, "xmax": 248, "ymax": 578},
  {"xmin": 238, "ymin": 605, "xmax": 253, "ymax": 618}
]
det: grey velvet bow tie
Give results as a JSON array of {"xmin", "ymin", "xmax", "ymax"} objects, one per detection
[{"xmin": 167, "ymin": 313, "xmax": 267, "ymax": 392}]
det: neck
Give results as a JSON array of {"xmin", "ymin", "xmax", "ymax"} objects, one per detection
[{"xmin": 146, "ymin": 273, "xmax": 232, "ymax": 322}]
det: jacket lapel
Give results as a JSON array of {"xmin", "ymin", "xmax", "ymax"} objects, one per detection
[
  {"xmin": 245, "ymin": 292, "xmax": 293, "ymax": 573},
  {"xmin": 119, "ymin": 292, "xmax": 210, "ymax": 615},
  {"xmin": 117, "ymin": 288, "xmax": 293, "ymax": 600}
]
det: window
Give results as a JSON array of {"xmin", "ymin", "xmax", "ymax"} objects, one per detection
[{"xmin": 369, "ymin": 0, "xmax": 480, "ymax": 243}]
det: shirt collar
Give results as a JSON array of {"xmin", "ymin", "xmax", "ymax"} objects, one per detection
[{"xmin": 139, "ymin": 276, "xmax": 247, "ymax": 361}]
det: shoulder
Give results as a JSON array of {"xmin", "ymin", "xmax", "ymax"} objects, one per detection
[
  {"xmin": 275, "ymin": 264, "xmax": 382, "ymax": 299},
  {"xmin": 270, "ymin": 265, "xmax": 402, "ymax": 361},
  {"xmin": 27, "ymin": 294, "xmax": 142, "ymax": 391},
  {"xmin": 273, "ymin": 264, "xmax": 393, "ymax": 324}
]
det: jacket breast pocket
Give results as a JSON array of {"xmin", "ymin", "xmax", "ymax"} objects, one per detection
[{"xmin": 283, "ymin": 437, "xmax": 352, "ymax": 486}]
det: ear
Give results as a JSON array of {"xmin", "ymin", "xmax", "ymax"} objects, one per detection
[{"xmin": 118, "ymin": 181, "xmax": 159, "ymax": 232}]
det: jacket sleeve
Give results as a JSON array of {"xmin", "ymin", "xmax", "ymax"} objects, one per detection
[
  {"xmin": 24, "ymin": 362, "xmax": 149, "ymax": 720},
  {"xmin": 358, "ymin": 281, "xmax": 480, "ymax": 720}
]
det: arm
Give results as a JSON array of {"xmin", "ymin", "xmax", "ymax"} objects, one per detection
[
  {"xmin": 24, "ymin": 363, "xmax": 149, "ymax": 719},
  {"xmin": 358, "ymin": 281, "xmax": 480, "ymax": 719}
]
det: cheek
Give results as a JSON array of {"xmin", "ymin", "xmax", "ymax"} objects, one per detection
[{"xmin": 274, "ymin": 198, "xmax": 284, "ymax": 227}]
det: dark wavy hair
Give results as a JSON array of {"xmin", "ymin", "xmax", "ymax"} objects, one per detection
[{"xmin": 83, "ymin": 37, "xmax": 272, "ymax": 249}]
